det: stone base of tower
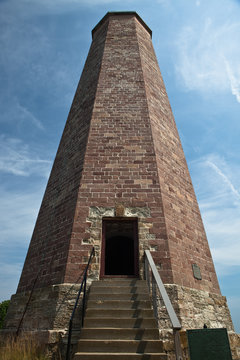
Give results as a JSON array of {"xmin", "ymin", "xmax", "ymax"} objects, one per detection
[
  {"xmin": 3, "ymin": 284, "xmax": 83, "ymax": 332},
  {"xmin": 155, "ymin": 284, "xmax": 240, "ymax": 360},
  {"xmin": 160, "ymin": 284, "xmax": 234, "ymax": 330},
  {"xmin": 2, "ymin": 282, "xmax": 240, "ymax": 359},
  {"xmin": 2, "ymin": 283, "xmax": 85, "ymax": 358}
]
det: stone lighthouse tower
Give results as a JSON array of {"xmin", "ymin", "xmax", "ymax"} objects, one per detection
[{"xmin": 4, "ymin": 11, "xmax": 236, "ymax": 359}]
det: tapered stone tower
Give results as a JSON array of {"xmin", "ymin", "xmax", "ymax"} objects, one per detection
[{"xmin": 4, "ymin": 11, "xmax": 234, "ymax": 348}]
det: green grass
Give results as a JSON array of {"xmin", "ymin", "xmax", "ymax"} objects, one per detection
[{"xmin": 0, "ymin": 300, "xmax": 10, "ymax": 329}]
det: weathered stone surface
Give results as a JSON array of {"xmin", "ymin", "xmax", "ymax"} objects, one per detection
[
  {"xmin": 85, "ymin": 205, "xmax": 157, "ymax": 279},
  {"xmin": 153, "ymin": 284, "xmax": 234, "ymax": 331},
  {"xmin": 152, "ymin": 284, "xmax": 236, "ymax": 359},
  {"xmin": 229, "ymin": 332, "xmax": 240, "ymax": 360},
  {"xmin": 4, "ymin": 284, "xmax": 82, "ymax": 331}
]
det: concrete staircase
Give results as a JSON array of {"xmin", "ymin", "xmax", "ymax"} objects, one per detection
[{"xmin": 73, "ymin": 279, "xmax": 167, "ymax": 359}]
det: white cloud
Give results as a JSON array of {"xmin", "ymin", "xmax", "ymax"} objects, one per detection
[
  {"xmin": 17, "ymin": 103, "xmax": 44, "ymax": 130},
  {"xmin": 0, "ymin": 186, "xmax": 43, "ymax": 245},
  {"xmin": 206, "ymin": 159, "xmax": 240, "ymax": 202},
  {"xmin": 15, "ymin": 0, "xmax": 135, "ymax": 13},
  {"xmin": 0, "ymin": 263, "xmax": 22, "ymax": 301},
  {"xmin": 0, "ymin": 135, "xmax": 51, "ymax": 177},
  {"xmin": 225, "ymin": 59, "xmax": 240, "ymax": 103},
  {"xmin": 0, "ymin": 3, "xmax": 78, "ymax": 108},
  {"xmin": 0, "ymin": 184, "xmax": 45, "ymax": 300},
  {"xmin": 190, "ymin": 153, "xmax": 240, "ymax": 271},
  {"xmin": 175, "ymin": 5, "xmax": 240, "ymax": 102},
  {"xmin": 156, "ymin": 0, "xmax": 171, "ymax": 5}
]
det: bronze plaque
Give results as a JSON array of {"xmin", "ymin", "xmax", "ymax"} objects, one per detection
[
  {"xmin": 192, "ymin": 264, "xmax": 202, "ymax": 280},
  {"xmin": 187, "ymin": 328, "xmax": 232, "ymax": 360}
]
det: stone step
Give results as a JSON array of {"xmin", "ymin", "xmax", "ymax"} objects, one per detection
[
  {"xmin": 85, "ymin": 309, "xmax": 154, "ymax": 318},
  {"xmin": 88, "ymin": 293, "xmax": 149, "ymax": 301},
  {"xmin": 87, "ymin": 300, "xmax": 152, "ymax": 309},
  {"xmin": 76, "ymin": 339, "xmax": 164, "ymax": 353},
  {"xmin": 73, "ymin": 353, "xmax": 167, "ymax": 359},
  {"xmin": 71, "ymin": 279, "xmax": 164, "ymax": 360},
  {"xmin": 84, "ymin": 317, "xmax": 157, "ymax": 328},
  {"xmin": 79, "ymin": 328, "xmax": 160, "ymax": 340},
  {"xmin": 90, "ymin": 286, "xmax": 148, "ymax": 294},
  {"xmin": 91, "ymin": 280, "xmax": 146, "ymax": 287}
]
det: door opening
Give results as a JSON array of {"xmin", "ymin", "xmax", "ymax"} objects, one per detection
[{"xmin": 101, "ymin": 219, "xmax": 138, "ymax": 277}]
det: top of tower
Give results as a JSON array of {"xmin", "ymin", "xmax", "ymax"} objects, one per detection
[{"xmin": 92, "ymin": 11, "xmax": 152, "ymax": 38}]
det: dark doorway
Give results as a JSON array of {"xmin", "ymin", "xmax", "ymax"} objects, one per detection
[{"xmin": 101, "ymin": 219, "xmax": 138, "ymax": 277}]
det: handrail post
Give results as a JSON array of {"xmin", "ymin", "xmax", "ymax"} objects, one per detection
[
  {"xmin": 82, "ymin": 274, "xmax": 87, "ymax": 327},
  {"xmin": 152, "ymin": 275, "xmax": 158, "ymax": 320},
  {"xmin": 144, "ymin": 250, "xmax": 183, "ymax": 360},
  {"xmin": 65, "ymin": 247, "xmax": 95, "ymax": 360},
  {"xmin": 66, "ymin": 318, "xmax": 73, "ymax": 360},
  {"xmin": 144, "ymin": 254, "xmax": 150, "ymax": 292},
  {"xmin": 173, "ymin": 329, "xmax": 183, "ymax": 360}
]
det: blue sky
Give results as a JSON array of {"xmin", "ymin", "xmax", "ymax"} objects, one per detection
[{"xmin": 0, "ymin": 0, "xmax": 239, "ymax": 333}]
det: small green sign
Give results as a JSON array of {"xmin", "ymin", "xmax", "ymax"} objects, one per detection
[{"xmin": 187, "ymin": 328, "xmax": 232, "ymax": 360}]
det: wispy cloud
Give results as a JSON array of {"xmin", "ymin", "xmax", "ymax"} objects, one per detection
[
  {"xmin": 206, "ymin": 159, "xmax": 240, "ymax": 201},
  {"xmin": 0, "ymin": 185, "xmax": 43, "ymax": 245},
  {"xmin": 224, "ymin": 59, "xmax": 240, "ymax": 103},
  {"xmin": 0, "ymin": 98, "xmax": 44, "ymax": 130},
  {"xmin": 0, "ymin": 135, "xmax": 51, "ymax": 177},
  {"xmin": 0, "ymin": 263, "xmax": 23, "ymax": 301},
  {"xmin": 25, "ymin": 0, "xmax": 132, "ymax": 5},
  {"xmin": 0, "ymin": 2, "xmax": 78, "ymax": 109},
  {"xmin": 17, "ymin": 103, "xmax": 44, "ymax": 130},
  {"xmin": 0, "ymin": 184, "xmax": 45, "ymax": 300},
  {"xmin": 10, "ymin": 0, "xmax": 137, "ymax": 14},
  {"xmin": 190, "ymin": 153, "xmax": 240, "ymax": 272},
  {"xmin": 175, "ymin": 2, "xmax": 240, "ymax": 102}
]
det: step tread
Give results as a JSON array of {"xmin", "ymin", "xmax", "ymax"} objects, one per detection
[
  {"xmin": 77, "ymin": 339, "xmax": 163, "ymax": 345},
  {"xmin": 73, "ymin": 353, "xmax": 168, "ymax": 359},
  {"xmin": 87, "ymin": 300, "xmax": 152, "ymax": 309},
  {"xmin": 85, "ymin": 309, "xmax": 154, "ymax": 317},
  {"xmin": 84, "ymin": 318, "xmax": 157, "ymax": 329},
  {"xmin": 79, "ymin": 328, "xmax": 160, "ymax": 340},
  {"xmin": 74, "ymin": 352, "xmax": 167, "ymax": 355},
  {"xmin": 90, "ymin": 287, "xmax": 148, "ymax": 293},
  {"xmin": 92, "ymin": 279, "xmax": 147, "ymax": 287},
  {"xmin": 77, "ymin": 339, "xmax": 163, "ymax": 352},
  {"xmin": 90, "ymin": 287, "xmax": 148, "ymax": 289}
]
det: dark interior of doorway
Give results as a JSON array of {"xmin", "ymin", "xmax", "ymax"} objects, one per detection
[{"xmin": 104, "ymin": 220, "xmax": 137, "ymax": 276}]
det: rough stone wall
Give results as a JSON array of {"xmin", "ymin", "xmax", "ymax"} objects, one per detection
[
  {"xmin": 83, "ymin": 205, "xmax": 159, "ymax": 280},
  {"xmin": 153, "ymin": 284, "xmax": 234, "ymax": 331},
  {"xmin": 4, "ymin": 284, "xmax": 81, "ymax": 331},
  {"xmin": 151, "ymin": 284, "xmax": 235, "ymax": 359},
  {"xmin": 135, "ymin": 17, "xmax": 220, "ymax": 294}
]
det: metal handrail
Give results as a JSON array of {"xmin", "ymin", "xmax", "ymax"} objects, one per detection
[
  {"xmin": 66, "ymin": 247, "xmax": 95, "ymax": 360},
  {"xmin": 144, "ymin": 250, "xmax": 183, "ymax": 360}
]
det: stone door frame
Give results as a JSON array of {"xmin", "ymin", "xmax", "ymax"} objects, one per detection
[{"xmin": 100, "ymin": 217, "xmax": 139, "ymax": 278}]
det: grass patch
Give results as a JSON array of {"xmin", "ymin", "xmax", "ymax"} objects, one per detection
[
  {"xmin": 0, "ymin": 335, "xmax": 48, "ymax": 360},
  {"xmin": 0, "ymin": 300, "xmax": 10, "ymax": 329}
]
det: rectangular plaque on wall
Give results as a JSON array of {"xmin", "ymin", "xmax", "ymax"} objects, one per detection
[
  {"xmin": 187, "ymin": 328, "xmax": 232, "ymax": 360},
  {"xmin": 192, "ymin": 264, "xmax": 202, "ymax": 280}
]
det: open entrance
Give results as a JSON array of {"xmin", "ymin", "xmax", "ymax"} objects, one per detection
[{"xmin": 100, "ymin": 219, "xmax": 138, "ymax": 277}]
